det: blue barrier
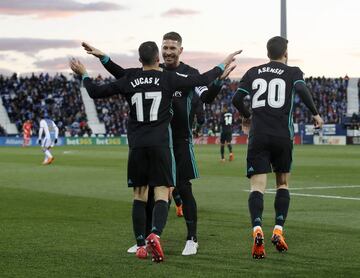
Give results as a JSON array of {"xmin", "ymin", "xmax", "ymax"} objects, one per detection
[{"xmin": 0, "ymin": 137, "xmax": 65, "ymax": 146}]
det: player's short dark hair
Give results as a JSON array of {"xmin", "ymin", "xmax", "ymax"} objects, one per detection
[
  {"xmin": 138, "ymin": 41, "xmax": 159, "ymax": 66},
  {"xmin": 163, "ymin": 32, "xmax": 182, "ymax": 45},
  {"xmin": 267, "ymin": 36, "xmax": 288, "ymax": 60}
]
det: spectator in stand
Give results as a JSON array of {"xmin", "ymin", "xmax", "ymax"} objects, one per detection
[
  {"xmin": 0, "ymin": 125, "xmax": 6, "ymax": 136},
  {"xmin": 351, "ymin": 113, "xmax": 359, "ymax": 130}
]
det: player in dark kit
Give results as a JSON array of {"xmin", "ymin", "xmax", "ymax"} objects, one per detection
[
  {"xmin": 82, "ymin": 32, "xmax": 239, "ymax": 256},
  {"xmin": 172, "ymin": 91, "xmax": 205, "ymax": 218},
  {"xmin": 70, "ymin": 41, "xmax": 240, "ymax": 262},
  {"xmin": 219, "ymin": 107, "xmax": 234, "ymax": 162},
  {"xmin": 232, "ymin": 36, "xmax": 323, "ymax": 259}
]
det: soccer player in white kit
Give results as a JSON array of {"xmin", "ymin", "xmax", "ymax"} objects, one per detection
[{"xmin": 38, "ymin": 117, "xmax": 59, "ymax": 165}]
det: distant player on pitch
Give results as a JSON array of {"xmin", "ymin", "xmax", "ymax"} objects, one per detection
[
  {"xmin": 22, "ymin": 120, "xmax": 32, "ymax": 147},
  {"xmin": 219, "ymin": 107, "xmax": 234, "ymax": 162},
  {"xmin": 38, "ymin": 114, "xmax": 59, "ymax": 165}
]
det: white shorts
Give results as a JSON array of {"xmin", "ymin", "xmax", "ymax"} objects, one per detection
[{"xmin": 42, "ymin": 138, "xmax": 54, "ymax": 149}]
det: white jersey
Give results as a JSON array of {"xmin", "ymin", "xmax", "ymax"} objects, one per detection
[{"xmin": 38, "ymin": 119, "xmax": 59, "ymax": 148}]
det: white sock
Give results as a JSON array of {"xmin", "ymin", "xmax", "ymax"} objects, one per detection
[
  {"xmin": 253, "ymin": 225, "xmax": 262, "ymax": 232},
  {"xmin": 45, "ymin": 150, "xmax": 53, "ymax": 158},
  {"xmin": 274, "ymin": 225, "xmax": 283, "ymax": 232}
]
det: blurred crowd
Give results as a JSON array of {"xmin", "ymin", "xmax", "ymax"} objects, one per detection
[
  {"xmin": 0, "ymin": 73, "xmax": 352, "ymax": 137},
  {"xmin": 0, "ymin": 73, "xmax": 91, "ymax": 136},
  {"xmin": 93, "ymin": 75, "xmax": 129, "ymax": 136},
  {"xmin": 293, "ymin": 76, "xmax": 348, "ymax": 125}
]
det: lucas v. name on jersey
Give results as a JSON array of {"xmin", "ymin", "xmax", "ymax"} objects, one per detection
[{"xmin": 131, "ymin": 77, "xmax": 160, "ymax": 88}]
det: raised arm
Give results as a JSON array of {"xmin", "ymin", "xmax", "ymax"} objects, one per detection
[
  {"xmin": 232, "ymin": 90, "xmax": 251, "ymax": 118},
  {"xmin": 232, "ymin": 69, "xmax": 251, "ymax": 119},
  {"xmin": 170, "ymin": 50, "xmax": 242, "ymax": 91},
  {"xmin": 69, "ymin": 58, "xmax": 125, "ymax": 99},
  {"xmin": 198, "ymin": 64, "xmax": 237, "ymax": 103},
  {"xmin": 82, "ymin": 42, "xmax": 126, "ymax": 79}
]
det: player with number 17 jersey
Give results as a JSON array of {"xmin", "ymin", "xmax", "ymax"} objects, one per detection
[{"xmin": 83, "ymin": 67, "xmax": 223, "ymax": 151}]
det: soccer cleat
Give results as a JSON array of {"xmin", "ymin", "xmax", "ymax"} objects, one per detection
[
  {"xmin": 42, "ymin": 157, "xmax": 55, "ymax": 165},
  {"xmin": 252, "ymin": 227, "xmax": 266, "ymax": 259},
  {"xmin": 47, "ymin": 157, "xmax": 55, "ymax": 164},
  {"xmin": 220, "ymin": 158, "xmax": 226, "ymax": 162},
  {"xmin": 176, "ymin": 204, "xmax": 183, "ymax": 217},
  {"xmin": 229, "ymin": 153, "xmax": 234, "ymax": 161},
  {"xmin": 127, "ymin": 244, "xmax": 138, "ymax": 254},
  {"xmin": 146, "ymin": 233, "xmax": 165, "ymax": 263},
  {"xmin": 182, "ymin": 239, "xmax": 198, "ymax": 256},
  {"xmin": 136, "ymin": 246, "xmax": 148, "ymax": 259},
  {"xmin": 271, "ymin": 229, "xmax": 288, "ymax": 252}
]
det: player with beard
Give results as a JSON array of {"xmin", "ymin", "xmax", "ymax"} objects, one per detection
[
  {"xmin": 82, "ymin": 33, "xmax": 238, "ymax": 256},
  {"xmin": 71, "ymin": 41, "xmax": 240, "ymax": 262}
]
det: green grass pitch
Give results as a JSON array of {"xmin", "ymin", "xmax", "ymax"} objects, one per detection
[{"xmin": 0, "ymin": 145, "xmax": 359, "ymax": 277}]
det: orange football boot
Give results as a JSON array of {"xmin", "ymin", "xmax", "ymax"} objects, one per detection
[
  {"xmin": 252, "ymin": 227, "xmax": 266, "ymax": 259},
  {"xmin": 271, "ymin": 228, "xmax": 288, "ymax": 252}
]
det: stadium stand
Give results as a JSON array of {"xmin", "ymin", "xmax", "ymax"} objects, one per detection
[
  {"xmin": 0, "ymin": 124, "xmax": 6, "ymax": 135},
  {"xmin": 0, "ymin": 73, "xmax": 91, "ymax": 136},
  {"xmin": 0, "ymin": 73, "xmax": 352, "ymax": 136},
  {"xmin": 92, "ymin": 75, "xmax": 129, "ymax": 136},
  {"xmin": 293, "ymin": 77, "xmax": 348, "ymax": 125}
]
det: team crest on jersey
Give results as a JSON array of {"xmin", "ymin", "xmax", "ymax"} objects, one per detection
[{"xmin": 173, "ymin": 91, "xmax": 182, "ymax": 97}]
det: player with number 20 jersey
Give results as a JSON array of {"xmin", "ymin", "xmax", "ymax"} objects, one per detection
[{"xmin": 233, "ymin": 36, "xmax": 323, "ymax": 259}]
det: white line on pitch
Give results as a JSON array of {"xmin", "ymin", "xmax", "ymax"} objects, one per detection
[
  {"xmin": 265, "ymin": 185, "xmax": 360, "ymax": 191},
  {"xmin": 243, "ymin": 190, "xmax": 360, "ymax": 201},
  {"xmin": 267, "ymin": 192, "xmax": 360, "ymax": 201}
]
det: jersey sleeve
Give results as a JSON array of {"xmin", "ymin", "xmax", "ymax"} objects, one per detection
[
  {"xmin": 83, "ymin": 76, "xmax": 127, "ymax": 99},
  {"xmin": 294, "ymin": 81, "xmax": 319, "ymax": 115},
  {"xmin": 100, "ymin": 57, "xmax": 127, "ymax": 79},
  {"xmin": 190, "ymin": 67, "xmax": 210, "ymax": 98},
  {"xmin": 193, "ymin": 93, "xmax": 205, "ymax": 125},
  {"xmin": 168, "ymin": 66, "xmax": 223, "ymax": 93},
  {"xmin": 198, "ymin": 80, "xmax": 224, "ymax": 104},
  {"xmin": 232, "ymin": 73, "xmax": 251, "ymax": 120},
  {"xmin": 194, "ymin": 86, "xmax": 209, "ymax": 97},
  {"xmin": 237, "ymin": 70, "xmax": 251, "ymax": 95},
  {"xmin": 292, "ymin": 67, "xmax": 305, "ymax": 86},
  {"xmin": 101, "ymin": 56, "xmax": 140, "ymax": 78}
]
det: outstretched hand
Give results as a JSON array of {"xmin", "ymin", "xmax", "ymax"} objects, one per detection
[
  {"xmin": 69, "ymin": 58, "xmax": 87, "ymax": 76},
  {"xmin": 220, "ymin": 63, "xmax": 237, "ymax": 80},
  {"xmin": 81, "ymin": 42, "xmax": 106, "ymax": 58},
  {"xmin": 242, "ymin": 117, "xmax": 251, "ymax": 135},
  {"xmin": 222, "ymin": 50, "xmax": 242, "ymax": 68},
  {"xmin": 313, "ymin": 114, "xmax": 324, "ymax": 129}
]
